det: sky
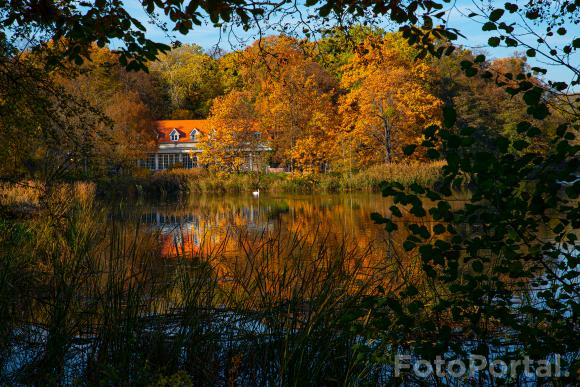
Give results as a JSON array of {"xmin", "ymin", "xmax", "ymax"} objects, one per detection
[{"xmin": 123, "ymin": 0, "xmax": 578, "ymax": 88}]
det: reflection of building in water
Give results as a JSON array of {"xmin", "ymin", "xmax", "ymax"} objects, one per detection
[
  {"xmin": 133, "ymin": 194, "xmax": 468, "ymax": 299},
  {"xmin": 141, "ymin": 206, "xmax": 274, "ymax": 258},
  {"xmin": 141, "ymin": 212, "xmax": 201, "ymax": 258}
]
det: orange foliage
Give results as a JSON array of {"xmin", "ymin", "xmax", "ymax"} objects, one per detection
[
  {"xmin": 233, "ymin": 36, "xmax": 339, "ymax": 172},
  {"xmin": 199, "ymin": 90, "xmax": 265, "ymax": 172},
  {"xmin": 338, "ymin": 34, "xmax": 442, "ymax": 166}
]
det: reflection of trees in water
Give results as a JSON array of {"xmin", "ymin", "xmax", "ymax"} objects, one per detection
[
  {"xmin": 142, "ymin": 194, "xmax": 400, "ymax": 253},
  {"xmin": 137, "ymin": 194, "xmax": 445, "ymax": 300},
  {"xmin": 2, "ymin": 194, "xmax": 564, "ymax": 385}
]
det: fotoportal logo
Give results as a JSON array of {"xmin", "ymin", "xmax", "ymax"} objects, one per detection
[{"xmin": 394, "ymin": 354, "xmax": 570, "ymax": 379}]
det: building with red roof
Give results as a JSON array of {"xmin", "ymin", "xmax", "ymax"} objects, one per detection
[
  {"xmin": 141, "ymin": 120, "xmax": 269, "ymax": 171},
  {"xmin": 140, "ymin": 120, "xmax": 209, "ymax": 170}
]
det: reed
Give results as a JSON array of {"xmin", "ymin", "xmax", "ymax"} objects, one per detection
[
  {"xmin": 105, "ymin": 161, "xmax": 446, "ymax": 198},
  {"xmin": 0, "ymin": 188, "xmax": 564, "ymax": 384},
  {"xmin": 0, "ymin": 196, "xmax": 396, "ymax": 385},
  {"xmin": 0, "ymin": 181, "xmax": 42, "ymax": 206},
  {"xmin": 0, "ymin": 181, "xmax": 96, "ymax": 207}
]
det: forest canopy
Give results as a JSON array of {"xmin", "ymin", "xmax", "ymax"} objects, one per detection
[
  {"xmin": 1, "ymin": 0, "xmax": 577, "ymax": 179},
  {"xmin": 0, "ymin": 28, "xmax": 570, "ymax": 178}
]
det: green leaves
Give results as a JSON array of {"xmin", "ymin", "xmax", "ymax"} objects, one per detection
[
  {"xmin": 504, "ymin": 2, "xmax": 518, "ymax": 13},
  {"xmin": 390, "ymin": 205, "xmax": 403, "ymax": 217},
  {"xmin": 403, "ymin": 240, "xmax": 416, "ymax": 251},
  {"xmin": 442, "ymin": 105, "xmax": 456, "ymax": 128},
  {"xmin": 505, "ymin": 37, "xmax": 518, "ymax": 47},
  {"xmin": 433, "ymin": 224, "xmax": 446, "ymax": 235},
  {"xmin": 370, "ymin": 212, "xmax": 398, "ymax": 232},
  {"xmin": 474, "ymin": 54, "xmax": 486, "ymax": 63},
  {"xmin": 426, "ymin": 149, "xmax": 440, "ymax": 160},
  {"xmin": 523, "ymin": 87, "xmax": 542, "ymax": 105},
  {"xmin": 488, "ymin": 37, "xmax": 501, "ymax": 47},
  {"xmin": 482, "ymin": 22, "xmax": 497, "ymax": 31},
  {"xmin": 459, "ymin": 59, "xmax": 479, "ymax": 77},
  {"xmin": 403, "ymin": 144, "xmax": 417, "ymax": 156},
  {"xmin": 318, "ymin": 4, "xmax": 332, "ymax": 17},
  {"xmin": 489, "ymin": 9, "xmax": 505, "ymax": 22},
  {"xmin": 409, "ymin": 224, "xmax": 430, "ymax": 239},
  {"xmin": 527, "ymin": 103, "xmax": 549, "ymax": 119}
]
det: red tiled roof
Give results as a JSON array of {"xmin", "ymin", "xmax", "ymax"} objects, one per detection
[{"xmin": 156, "ymin": 120, "xmax": 210, "ymax": 143}]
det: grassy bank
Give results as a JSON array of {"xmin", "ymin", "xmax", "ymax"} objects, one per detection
[
  {"xmin": 97, "ymin": 161, "xmax": 445, "ymax": 198},
  {"xmin": 0, "ymin": 181, "xmax": 95, "ymax": 218},
  {"xmin": 0, "ymin": 162, "xmax": 444, "ymax": 203}
]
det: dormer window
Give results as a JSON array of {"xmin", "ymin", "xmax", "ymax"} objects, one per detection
[
  {"xmin": 169, "ymin": 129, "xmax": 180, "ymax": 142},
  {"xmin": 190, "ymin": 129, "xmax": 199, "ymax": 141}
]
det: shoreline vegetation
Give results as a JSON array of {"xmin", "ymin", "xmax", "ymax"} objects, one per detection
[
  {"xmin": 99, "ymin": 161, "xmax": 446, "ymax": 198},
  {"xmin": 0, "ymin": 178, "xmax": 543, "ymax": 386},
  {"xmin": 1, "ymin": 162, "xmax": 444, "ymax": 216},
  {"xmin": 1, "ymin": 168, "xmax": 575, "ymax": 385}
]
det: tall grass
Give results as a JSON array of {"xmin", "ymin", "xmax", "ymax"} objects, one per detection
[
  {"xmin": 0, "ymin": 192, "xmax": 403, "ymax": 385},
  {"xmin": 0, "ymin": 181, "xmax": 95, "ymax": 207},
  {"xmin": 0, "ymin": 181, "xmax": 42, "ymax": 206}
]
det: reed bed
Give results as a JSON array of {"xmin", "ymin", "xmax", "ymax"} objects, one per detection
[
  {"xmin": 96, "ymin": 161, "xmax": 445, "ymax": 198},
  {"xmin": 0, "ymin": 194, "xmax": 404, "ymax": 385},
  {"xmin": 0, "ymin": 181, "xmax": 42, "ymax": 206},
  {"xmin": 0, "ymin": 181, "xmax": 95, "ymax": 207}
]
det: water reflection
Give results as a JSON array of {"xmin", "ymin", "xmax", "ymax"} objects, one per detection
[
  {"xmin": 139, "ymin": 193, "xmax": 405, "ymax": 258},
  {"xmin": 5, "ymin": 192, "xmax": 572, "ymax": 385}
]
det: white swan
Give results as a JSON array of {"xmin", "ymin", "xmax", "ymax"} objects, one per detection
[{"xmin": 252, "ymin": 189, "xmax": 260, "ymax": 197}]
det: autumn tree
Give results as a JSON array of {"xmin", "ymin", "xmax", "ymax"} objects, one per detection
[
  {"xmin": 0, "ymin": 42, "xmax": 109, "ymax": 182},
  {"xmin": 59, "ymin": 47, "xmax": 156, "ymax": 175},
  {"xmin": 150, "ymin": 44, "xmax": 223, "ymax": 119},
  {"xmin": 432, "ymin": 51, "xmax": 560, "ymax": 155},
  {"xmin": 314, "ymin": 25, "xmax": 385, "ymax": 80},
  {"xmin": 199, "ymin": 90, "xmax": 266, "ymax": 173},
  {"xmin": 236, "ymin": 36, "xmax": 339, "ymax": 172},
  {"xmin": 338, "ymin": 33, "xmax": 442, "ymax": 167}
]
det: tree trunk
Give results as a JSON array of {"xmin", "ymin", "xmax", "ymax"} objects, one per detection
[{"xmin": 382, "ymin": 115, "xmax": 393, "ymax": 163}]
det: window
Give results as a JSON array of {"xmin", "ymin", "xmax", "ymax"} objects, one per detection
[
  {"xmin": 159, "ymin": 153, "xmax": 183, "ymax": 170},
  {"xmin": 183, "ymin": 155, "xmax": 198, "ymax": 169},
  {"xmin": 169, "ymin": 129, "xmax": 180, "ymax": 142},
  {"xmin": 146, "ymin": 154, "xmax": 155, "ymax": 170},
  {"xmin": 159, "ymin": 154, "xmax": 169, "ymax": 170},
  {"xmin": 138, "ymin": 154, "xmax": 157, "ymax": 170},
  {"xmin": 190, "ymin": 129, "xmax": 198, "ymax": 141}
]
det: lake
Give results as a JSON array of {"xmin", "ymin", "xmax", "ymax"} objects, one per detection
[
  {"xmin": 129, "ymin": 192, "xmax": 440, "ymax": 286},
  {"xmin": 5, "ymin": 191, "xmax": 572, "ymax": 385},
  {"xmin": 141, "ymin": 193, "xmax": 396, "ymax": 256}
]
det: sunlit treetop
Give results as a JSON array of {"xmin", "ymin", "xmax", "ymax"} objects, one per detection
[{"xmin": 1, "ymin": 0, "xmax": 578, "ymax": 124}]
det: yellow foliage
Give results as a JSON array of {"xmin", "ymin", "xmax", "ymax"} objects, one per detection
[
  {"xmin": 230, "ymin": 36, "xmax": 339, "ymax": 173},
  {"xmin": 338, "ymin": 33, "xmax": 442, "ymax": 167},
  {"xmin": 198, "ymin": 91, "xmax": 265, "ymax": 173}
]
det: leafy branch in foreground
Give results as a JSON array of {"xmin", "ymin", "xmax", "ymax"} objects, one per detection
[{"xmin": 368, "ymin": 105, "xmax": 579, "ymax": 382}]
